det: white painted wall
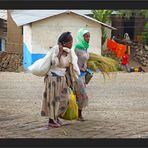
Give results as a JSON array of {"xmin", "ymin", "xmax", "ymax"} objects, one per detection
[
  {"xmin": 106, "ymin": 21, "xmax": 112, "ymax": 39},
  {"xmin": 1, "ymin": 39, "xmax": 5, "ymax": 51},
  {"xmin": 31, "ymin": 13, "xmax": 102, "ymax": 55},
  {"xmin": 103, "ymin": 20, "xmax": 112, "ymax": 50},
  {"xmin": 23, "ymin": 24, "xmax": 32, "ymax": 52}
]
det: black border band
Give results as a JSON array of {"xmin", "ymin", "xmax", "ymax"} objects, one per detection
[
  {"xmin": 0, "ymin": 1, "xmax": 148, "ymax": 9},
  {"xmin": 0, "ymin": 139, "xmax": 148, "ymax": 148}
]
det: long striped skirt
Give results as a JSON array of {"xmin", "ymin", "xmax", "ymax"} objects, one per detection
[
  {"xmin": 75, "ymin": 76, "xmax": 88, "ymax": 110},
  {"xmin": 41, "ymin": 75, "xmax": 69, "ymax": 121}
]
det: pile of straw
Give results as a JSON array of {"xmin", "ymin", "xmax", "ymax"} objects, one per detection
[{"xmin": 87, "ymin": 52, "xmax": 119, "ymax": 78}]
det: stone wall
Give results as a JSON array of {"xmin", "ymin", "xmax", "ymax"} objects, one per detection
[{"xmin": 0, "ymin": 51, "xmax": 23, "ymax": 72}]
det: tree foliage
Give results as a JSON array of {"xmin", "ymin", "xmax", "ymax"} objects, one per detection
[
  {"xmin": 92, "ymin": 10, "xmax": 113, "ymax": 23},
  {"xmin": 142, "ymin": 22, "xmax": 148, "ymax": 45},
  {"xmin": 92, "ymin": 10, "xmax": 113, "ymax": 46}
]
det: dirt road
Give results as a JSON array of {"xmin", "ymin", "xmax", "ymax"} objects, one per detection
[{"xmin": 0, "ymin": 72, "xmax": 148, "ymax": 138}]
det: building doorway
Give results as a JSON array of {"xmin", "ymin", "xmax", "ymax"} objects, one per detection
[{"xmin": 123, "ymin": 16, "xmax": 135, "ymax": 41}]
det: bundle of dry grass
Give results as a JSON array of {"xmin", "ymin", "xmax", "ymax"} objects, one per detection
[{"xmin": 87, "ymin": 52, "xmax": 119, "ymax": 78}]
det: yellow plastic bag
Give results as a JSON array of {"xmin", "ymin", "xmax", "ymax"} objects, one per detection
[
  {"xmin": 134, "ymin": 68, "xmax": 139, "ymax": 72},
  {"xmin": 61, "ymin": 89, "xmax": 78, "ymax": 120}
]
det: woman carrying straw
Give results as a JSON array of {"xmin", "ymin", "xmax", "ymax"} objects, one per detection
[{"xmin": 74, "ymin": 28, "xmax": 90, "ymax": 121}]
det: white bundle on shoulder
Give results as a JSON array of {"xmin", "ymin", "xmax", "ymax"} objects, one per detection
[
  {"xmin": 63, "ymin": 46, "xmax": 80, "ymax": 77},
  {"xmin": 70, "ymin": 47, "xmax": 80, "ymax": 77},
  {"xmin": 28, "ymin": 45, "xmax": 59, "ymax": 77}
]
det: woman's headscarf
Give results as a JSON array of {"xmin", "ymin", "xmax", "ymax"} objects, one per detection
[{"xmin": 74, "ymin": 28, "xmax": 90, "ymax": 50}]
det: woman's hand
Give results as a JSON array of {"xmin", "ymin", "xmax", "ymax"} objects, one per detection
[
  {"xmin": 58, "ymin": 44, "xmax": 64, "ymax": 59},
  {"xmin": 58, "ymin": 45, "xmax": 69, "ymax": 59},
  {"xmin": 80, "ymin": 68, "xmax": 86, "ymax": 72}
]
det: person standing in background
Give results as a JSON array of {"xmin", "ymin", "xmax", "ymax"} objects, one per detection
[{"xmin": 121, "ymin": 50, "xmax": 130, "ymax": 72}]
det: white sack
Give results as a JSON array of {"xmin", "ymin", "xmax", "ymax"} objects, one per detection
[{"xmin": 28, "ymin": 46, "xmax": 59, "ymax": 77}]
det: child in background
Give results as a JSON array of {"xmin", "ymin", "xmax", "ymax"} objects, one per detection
[{"xmin": 121, "ymin": 50, "xmax": 130, "ymax": 72}]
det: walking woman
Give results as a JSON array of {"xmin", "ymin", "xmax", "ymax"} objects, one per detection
[
  {"xmin": 41, "ymin": 32, "xmax": 79, "ymax": 128},
  {"xmin": 74, "ymin": 28, "xmax": 90, "ymax": 121}
]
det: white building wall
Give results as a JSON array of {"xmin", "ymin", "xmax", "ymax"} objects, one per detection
[
  {"xmin": 1, "ymin": 39, "xmax": 5, "ymax": 51},
  {"xmin": 31, "ymin": 13, "xmax": 102, "ymax": 55},
  {"xmin": 103, "ymin": 20, "xmax": 112, "ymax": 50},
  {"xmin": 23, "ymin": 24, "xmax": 32, "ymax": 52}
]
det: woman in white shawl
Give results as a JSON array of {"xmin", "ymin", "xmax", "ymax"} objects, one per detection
[{"xmin": 41, "ymin": 32, "xmax": 79, "ymax": 128}]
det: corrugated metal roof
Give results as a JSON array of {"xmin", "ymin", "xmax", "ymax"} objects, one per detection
[
  {"xmin": 0, "ymin": 10, "xmax": 7, "ymax": 20},
  {"xmin": 11, "ymin": 10, "xmax": 116, "ymax": 30},
  {"xmin": 10, "ymin": 10, "xmax": 92, "ymax": 26}
]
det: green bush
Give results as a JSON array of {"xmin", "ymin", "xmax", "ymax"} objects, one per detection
[{"xmin": 142, "ymin": 22, "xmax": 148, "ymax": 45}]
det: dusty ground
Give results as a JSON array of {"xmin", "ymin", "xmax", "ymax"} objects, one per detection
[{"xmin": 0, "ymin": 72, "xmax": 148, "ymax": 138}]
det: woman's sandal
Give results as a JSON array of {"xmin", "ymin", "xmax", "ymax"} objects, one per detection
[
  {"xmin": 48, "ymin": 121, "xmax": 61, "ymax": 128},
  {"xmin": 57, "ymin": 118, "xmax": 63, "ymax": 126}
]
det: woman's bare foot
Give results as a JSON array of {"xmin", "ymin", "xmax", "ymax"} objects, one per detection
[{"xmin": 48, "ymin": 119, "xmax": 61, "ymax": 128}]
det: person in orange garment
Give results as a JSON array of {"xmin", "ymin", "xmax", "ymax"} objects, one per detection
[{"xmin": 121, "ymin": 50, "xmax": 130, "ymax": 72}]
